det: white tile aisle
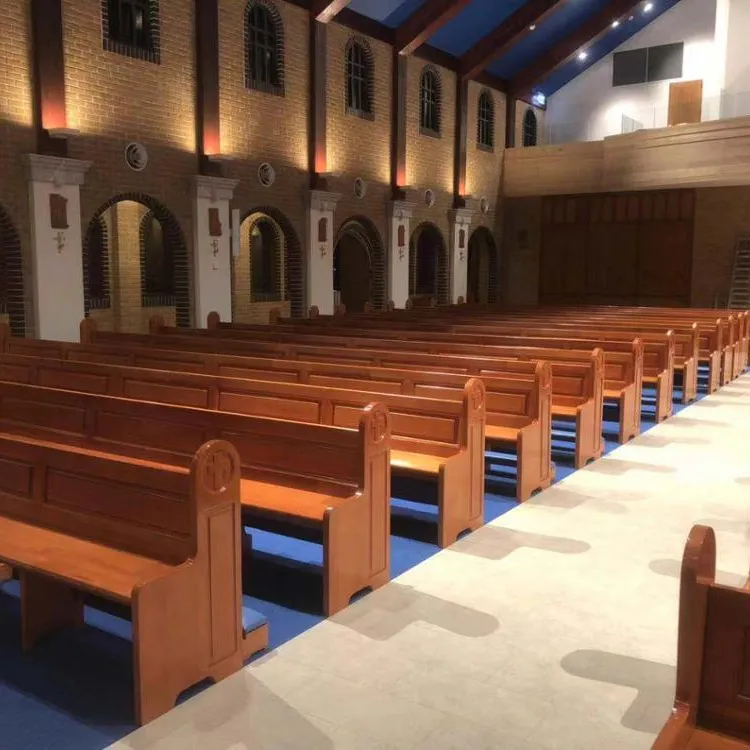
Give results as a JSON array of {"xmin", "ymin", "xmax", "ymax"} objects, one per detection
[{"xmin": 111, "ymin": 376, "xmax": 750, "ymax": 750}]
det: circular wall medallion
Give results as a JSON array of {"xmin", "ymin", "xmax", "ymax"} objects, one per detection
[
  {"xmin": 424, "ymin": 189, "xmax": 436, "ymax": 208},
  {"xmin": 258, "ymin": 162, "xmax": 276, "ymax": 187},
  {"xmin": 353, "ymin": 177, "xmax": 367, "ymax": 199},
  {"xmin": 124, "ymin": 142, "xmax": 148, "ymax": 172}
]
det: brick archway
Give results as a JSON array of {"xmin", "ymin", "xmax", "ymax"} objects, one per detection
[
  {"xmin": 409, "ymin": 222, "xmax": 449, "ymax": 305},
  {"xmin": 335, "ymin": 216, "xmax": 386, "ymax": 311},
  {"xmin": 468, "ymin": 226, "xmax": 499, "ymax": 304},
  {"xmin": 242, "ymin": 206, "xmax": 304, "ymax": 317},
  {"xmin": 0, "ymin": 204, "xmax": 26, "ymax": 337},
  {"xmin": 83, "ymin": 193, "xmax": 190, "ymax": 327}
]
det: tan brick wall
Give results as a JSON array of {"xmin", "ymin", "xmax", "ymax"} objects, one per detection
[
  {"xmin": 63, "ymin": 0, "xmax": 196, "ymax": 305},
  {"xmin": 0, "ymin": 0, "xmax": 35, "ymax": 332},
  {"xmin": 327, "ymin": 24, "xmax": 391, "ymax": 240},
  {"xmin": 405, "ymin": 56, "xmax": 456, "ymax": 240},
  {"xmin": 220, "ymin": 0, "xmax": 308, "ymax": 249},
  {"xmin": 692, "ymin": 187, "xmax": 750, "ymax": 307}
]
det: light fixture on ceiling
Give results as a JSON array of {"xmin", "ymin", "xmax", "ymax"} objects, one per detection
[
  {"xmin": 644, "ymin": 2, "xmax": 654, "ymax": 11},
  {"xmin": 578, "ymin": 50, "xmax": 588, "ymax": 61},
  {"xmin": 529, "ymin": 24, "xmax": 536, "ymax": 31},
  {"xmin": 612, "ymin": 19, "xmax": 620, "ymax": 28},
  {"xmin": 532, "ymin": 92, "xmax": 546, "ymax": 107}
]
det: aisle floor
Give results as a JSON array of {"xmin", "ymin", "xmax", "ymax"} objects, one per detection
[{"xmin": 112, "ymin": 377, "xmax": 750, "ymax": 750}]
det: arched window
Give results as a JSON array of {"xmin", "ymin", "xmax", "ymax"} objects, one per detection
[
  {"xmin": 522, "ymin": 107, "xmax": 538, "ymax": 147},
  {"xmin": 346, "ymin": 38, "xmax": 373, "ymax": 118},
  {"xmin": 420, "ymin": 67, "xmax": 441, "ymax": 136},
  {"xmin": 416, "ymin": 235, "xmax": 437, "ymax": 296},
  {"xmin": 477, "ymin": 91, "xmax": 494, "ymax": 150},
  {"xmin": 141, "ymin": 212, "xmax": 174, "ymax": 307},
  {"xmin": 104, "ymin": 0, "xmax": 158, "ymax": 61},
  {"xmin": 250, "ymin": 220, "xmax": 280, "ymax": 301},
  {"xmin": 245, "ymin": 1, "xmax": 284, "ymax": 95}
]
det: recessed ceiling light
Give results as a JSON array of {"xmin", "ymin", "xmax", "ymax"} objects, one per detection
[
  {"xmin": 529, "ymin": 24, "xmax": 537, "ymax": 31},
  {"xmin": 612, "ymin": 19, "xmax": 620, "ymax": 28},
  {"xmin": 644, "ymin": 2, "xmax": 654, "ymax": 11},
  {"xmin": 578, "ymin": 51, "xmax": 588, "ymax": 61}
]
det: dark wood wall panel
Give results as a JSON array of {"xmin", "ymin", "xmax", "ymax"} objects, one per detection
[{"xmin": 539, "ymin": 189, "xmax": 694, "ymax": 306}]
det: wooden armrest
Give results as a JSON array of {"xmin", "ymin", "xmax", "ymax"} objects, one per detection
[{"xmin": 0, "ymin": 515, "xmax": 171, "ymax": 604}]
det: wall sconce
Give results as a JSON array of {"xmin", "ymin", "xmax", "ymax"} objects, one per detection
[
  {"xmin": 398, "ymin": 248, "xmax": 406, "ymax": 261},
  {"xmin": 459, "ymin": 250, "xmax": 466, "ymax": 262},
  {"xmin": 320, "ymin": 245, "xmax": 327, "ymax": 258}
]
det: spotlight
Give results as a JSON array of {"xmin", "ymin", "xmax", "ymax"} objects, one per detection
[
  {"xmin": 529, "ymin": 24, "xmax": 536, "ymax": 30},
  {"xmin": 612, "ymin": 19, "xmax": 620, "ymax": 28},
  {"xmin": 644, "ymin": 2, "xmax": 654, "ymax": 12},
  {"xmin": 578, "ymin": 50, "xmax": 588, "ymax": 61}
]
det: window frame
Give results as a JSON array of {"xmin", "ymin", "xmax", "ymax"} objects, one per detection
[
  {"xmin": 102, "ymin": 0, "xmax": 160, "ymax": 64},
  {"xmin": 419, "ymin": 67, "xmax": 442, "ymax": 138},
  {"xmin": 245, "ymin": 1, "xmax": 285, "ymax": 97},
  {"xmin": 522, "ymin": 107, "xmax": 538, "ymax": 148},
  {"xmin": 345, "ymin": 38, "xmax": 374, "ymax": 120},
  {"xmin": 477, "ymin": 90, "xmax": 494, "ymax": 151}
]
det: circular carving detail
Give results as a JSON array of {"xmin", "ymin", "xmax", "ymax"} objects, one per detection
[
  {"xmin": 201, "ymin": 448, "xmax": 235, "ymax": 493},
  {"xmin": 353, "ymin": 177, "xmax": 367, "ymax": 199},
  {"xmin": 125, "ymin": 142, "xmax": 148, "ymax": 172},
  {"xmin": 370, "ymin": 406, "xmax": 389, "ymax": 443},
  {"xmin": 424, "ymin": 189, "xmax": 436, "ymax": 208},
  {"xmin": 479, "ymin": 197, "xmax": 490, "ymax": 215},
  {"xmin": 258, "ymin": 162, "xmax": 276, "ymax": 187}
]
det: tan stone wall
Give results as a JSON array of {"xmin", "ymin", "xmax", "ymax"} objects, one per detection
[
  {"xmin": 692, "ymin": 187, "xmax": 750, "ymax": 307},
  {"xmin": 62, "ymin": 0, "xmax": 196, "ymax": 310},
  {"xmin": 326, "ymin": 23, "xmax": 391, "ymax": 238},
  {"xmin": 220, "ymin": 0, "xmax": 308, "ymax": 249}
]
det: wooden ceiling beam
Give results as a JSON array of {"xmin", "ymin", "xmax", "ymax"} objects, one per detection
[
  {"xmin": 511, "ymin": 0, "xmax": 646, "ymax": 96},
  {"xmin": 311, "ymin": 0, "xmax": 352, "ymax": 24},
  {"xmin": 460, "ymin": 0, "xmax": 567, "ymax": 80},
  {"xmin": 395, "ymin": 0, "xmax": 473, "ymax": 56}
]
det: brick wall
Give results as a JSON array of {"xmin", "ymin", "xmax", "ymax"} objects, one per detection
[
  {"xmin": 0, "ymin": 0, "xmax": 35, "ymax": 333},
  {"xmin": 692, "ymin": 187, "xmax": 750, "ymax": 307},
  {"xmin": 220, "ymin": 0, "xmax": 308, "ymax": 254}
]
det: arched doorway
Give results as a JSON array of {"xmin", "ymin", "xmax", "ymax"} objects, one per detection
[
  {"xmin": 467, "ymin": 227, "xmax": 499, "ymax": 304},
  {"xmin": 83, "ymin": 193, "xmax": 189, "ymax": 331},
  {"xmin": 334, "ymin": 217, "xmax": 386, "ymax": 312},
  {"xmin": 0, "ymin": 204, "xmax": 26, "ymax": 336},
  {"xmin": 409, "ymin": 223, "xmax": 449, "ymax": 305},
  {"xmin": 238, "ymin": 207, "xmax": 303, "ymax": 319}
]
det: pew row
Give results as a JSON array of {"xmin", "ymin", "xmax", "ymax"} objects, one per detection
[
  {"xmin": 0, "ymin": 436, "xmax": 250, "ymax": 725},
  {"xmin": 0, "ymin": 350, "xmax": 548, "ymax": 502},
  {"xmin": 653, "ymin": 524, "xmax": 750, "ymax": 749},
  {"xmin": 0, "ymin": 380, "xmax": 391, "ymax": 614}
]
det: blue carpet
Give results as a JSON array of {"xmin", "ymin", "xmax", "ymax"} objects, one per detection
[{"xmin": 0, "ymin": 381, "xmax": 707, "ymax": 748}]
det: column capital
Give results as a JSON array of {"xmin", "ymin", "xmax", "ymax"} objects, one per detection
[
  {"xmin": 387, "ymin": 200, "xmax": 417, "ymax": 221},
  {"xmin": 25, "ymin": 154, "xmax": 92, "ymax": 185},
  {"xmin": 448, "ymin": 207, "xmax": 475, "ymax": 226},
  {"xmin": 193, "ymin": 175, "xmax": 240, "ymax": 202},
  {"xmin": 308, "ymin": 189, "xmax": 342, "ymax": 213}
]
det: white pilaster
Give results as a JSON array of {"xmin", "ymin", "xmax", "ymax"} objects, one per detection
[
  {"xmin": 25, "ymin": 154, "xmax": 92, "ymax": 341},
  {"xmin": 306, "ymin": 190, "xmax": 341, "ymax": 316},
  {"xmin": 192, "ymin": 175, "xmax": 239, "ymax": 327},
  {"xmin": 448, "ymin": 208, "xmax": 474, "ymax": 304},
  {"xmin": 386, "ymin": 200, "xmax": 415, "ymax": 309}
]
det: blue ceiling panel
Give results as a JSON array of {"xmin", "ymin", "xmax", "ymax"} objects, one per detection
[
  {"xmin": 347, "ymin": 0, "xmax": 421, "ymax": 25},
  {"xmin": 486, "ymin": 0, "xmax": 615, "ymax": 79},
  {"xmin": 540, "ymin": 0, "xmax": 683, "ymax": 97},
  {"xmin": 427, "ymin": 0, "xmax": 529, "ymax": 57}
]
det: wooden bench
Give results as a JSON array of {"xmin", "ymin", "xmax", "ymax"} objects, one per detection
[
  {"xmin": 0, "ymin": 350, "xmax": 548, "ymax": 502},
  {"xmin": 0, "ymin": 435, "xmax": 249, "ymax": 725},
  {"xmin": 0, "ymin": 380, "xmax": 391, "ymax": 614},
  {"xmin": 653, "ymin": 524, "xmax": 750, "ymax": 749}
]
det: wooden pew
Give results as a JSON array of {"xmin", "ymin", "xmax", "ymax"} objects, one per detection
[
  {"xmin": 0, "ymin": 380, "xmax": 391, "ymax": 614},
  {"xmin": 76, "ymin": 320, "xmax": 606, "ymax": 467},
  {"xmin": 0, "ymin": 350, "xmax": 548, "ymax": 503},
  {"xmin": 0, "ymin": 435, "xmax": 249, "ymax": 725},
  {"xmin": 653, "ymin": 524, "xmax": 750, "ymax": 749}
]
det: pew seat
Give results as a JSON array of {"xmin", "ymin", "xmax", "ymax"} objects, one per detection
[
  {"xmin": 391, "ymin": 450, "xmax": 445, "ymax": 474},
  {"xmin": 242, "ymin": 479, "xmax": 351, "ymax": 522}
]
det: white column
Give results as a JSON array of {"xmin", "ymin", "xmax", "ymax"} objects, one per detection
[
  {"xmin": 306, "ymin": 190, "xmax": 341, "ymax": 316},
  {"xmin": 25, "ymin": 154, "xmax": 92, "ymax": 341},
  {"xmin": 192, "ymin": 175, "xmax": 239, "ymax": 327},
  {"xmin": 448, "ymin": 208, "xmax": 474, "ymax": 304},
  {"xmin": 386, "ymin": 200, "xmax": 415, "ymax": 309}
]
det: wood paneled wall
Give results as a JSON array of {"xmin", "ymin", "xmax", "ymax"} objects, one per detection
[{"xmin": 540, "ymin": 189, "xmax": 695, "ymax": 306}]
